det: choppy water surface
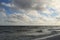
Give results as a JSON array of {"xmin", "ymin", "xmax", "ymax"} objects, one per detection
[{"xmin": 0, "ymin": 26, "xmax": 60, "ymax": 40}]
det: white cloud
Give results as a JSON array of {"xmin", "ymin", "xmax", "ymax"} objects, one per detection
[
  {"xmin": 0, "ymin": 9, "xmax": 60, "ymax": 25},
  {"xmin": 0, "ymin": 9, "xmax": 46, "ymax": 25}
]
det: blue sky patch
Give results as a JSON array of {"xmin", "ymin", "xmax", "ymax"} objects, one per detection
[{"xmin": 0, "ymin": 0, "xmax": 12, "ymax": 3}]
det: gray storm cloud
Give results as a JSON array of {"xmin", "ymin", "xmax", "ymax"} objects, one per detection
[
  {"xmin": 13, "ymin": 0, "xmax": 34, "ymax": 10},
  {"xmin": 13, "ymin": 0, "xmax": 49, "ymax": 10}
]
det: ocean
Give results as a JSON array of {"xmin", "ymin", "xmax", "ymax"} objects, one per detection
[{"xmin": 0, "ymin": 26, "xmax": 60, "ymax": 40}]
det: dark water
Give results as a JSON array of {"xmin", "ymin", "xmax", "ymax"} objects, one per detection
[
  {"xmin": 43, "ymin": 35, "xmax": 60, "ymax": 40},
  {"xmin": 0, "ymin": 26, "xmax": 60, "ymax": 40}
]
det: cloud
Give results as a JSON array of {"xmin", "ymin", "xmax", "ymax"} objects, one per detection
[
  {"xmin": 1, "ymin": 0, "xmax": 60, "ymax": 25},
  {"xmin": 0, "ymin": 9, "xmax": 7, "ymax": 25},
  {"xmin": 0, "ymin": 9, "xmax": 47, "ymax": 25},
  {"xmin": 13, "ymin": 0, "xmax": 50, "ymax": 10},
  {"xmin": 0, "ymin": 8, "xmax": 60, "ymax": 25},
  {"xmin": 1, "ymin": 2, "xmax": 14, "ymax": 8},
  {"xmin": 13, "ymin": 0, "xmax": 33, "ymax": 10}
]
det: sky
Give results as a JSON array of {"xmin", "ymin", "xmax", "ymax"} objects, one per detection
[{"xmin": 0, "ymin": 0, "xmax": 60, "ymax": 25}]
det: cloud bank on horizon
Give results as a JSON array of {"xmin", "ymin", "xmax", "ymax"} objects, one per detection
[{"xmin": 0, "ymin": 0, "xmax": 60, "ymax": 25}]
